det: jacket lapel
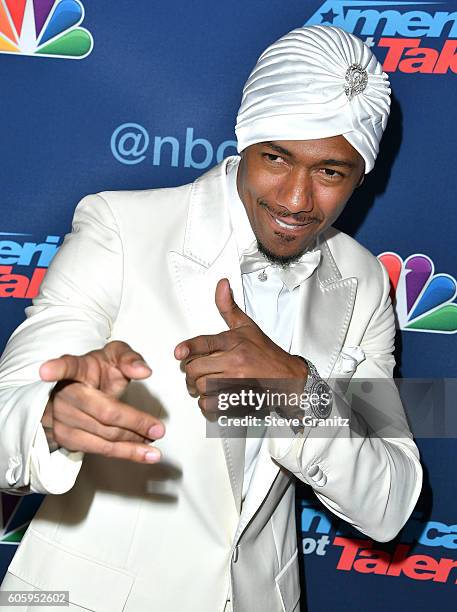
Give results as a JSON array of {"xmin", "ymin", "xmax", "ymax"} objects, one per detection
[
  {"xmin": 168, "ymin": 156, "xmax": 247, "ymax": 514},
  {"xmin": 236, "ymin": 234, "xmax": 358, "ymax": 540},
  {"xmin": 290, "ymin": 236, "xmax": 358, "ymax": 378}
]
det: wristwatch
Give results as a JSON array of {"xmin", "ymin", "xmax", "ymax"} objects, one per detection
[
  {"xmin": 296, "ymin": 356, "xmax": 333, "ymax": 419},
  {"xmin": 273, "ymin": 356, "xmax": 333, "ymax": 434}
]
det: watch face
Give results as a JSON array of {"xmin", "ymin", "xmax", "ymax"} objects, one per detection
[{"xmin": 310, "ymin": 380, "xmax": 333, "ymax": 419}]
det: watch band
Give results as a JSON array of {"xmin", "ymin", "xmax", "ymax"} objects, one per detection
[
  {"xmin": 297, "ymin": 356, "xmax": 333, "ymax": 419},
  {"xmin": 272, "ymin": 356, "xmax": 333, "ymax": 435}
]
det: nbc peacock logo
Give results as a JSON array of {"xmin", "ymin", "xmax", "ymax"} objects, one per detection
[
  {"xmin": 378, "ymin": 252, "xmax": 457, "ymax": 334},
  {"xmin": 1, "ymin": 492, "xmax": 43, "ymax": 547},
  {"xmin": 0, "ymin": 0, "xmax": 93, "ymax": 59}
]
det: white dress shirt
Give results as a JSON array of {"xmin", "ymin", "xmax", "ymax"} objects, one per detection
[{"xmin": 224, "ymin": 159, "xmax": 320, "ymax": 500}]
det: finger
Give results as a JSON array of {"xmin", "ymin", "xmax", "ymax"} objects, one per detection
[
  {"xmin": 215, "ymin": 278, "xmax": 253, "ymax": 330},
  {"xmin": 185, "ymin": 354, "xmax": 226, "ymax": 388},
  {"xmin": 198, "ymin": 394, "xmax": 221, "ymax": 414},
  {"xmin": 52, "ymin": 423, "xmax": 162, "ymax": 464},
  {"xmin": 40, "ymin": 354, "xmax": 94, "ymax": 385},
  {"xmin": 186, "ymin": 364, "xmax": 225, "ymax": 397},
  {"xmin": 56, "ymin": 383, "xmax": 165, "ymax": 440},
  {"xmin": 194, "ymin": 372, "xmax": 226, "ymax": 398},
  {"xmin": 175, "ymin": 331, "xmax": 232, "ymax": 361},
  {"xmin": 52, "ymin": 398, "xmax": 148, "ymax": 445},
  {"xmin": 104, "ymin": 341, "xmax": 152, "ymax": 379}
]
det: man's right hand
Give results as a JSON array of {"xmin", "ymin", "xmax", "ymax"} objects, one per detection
[{"xmin": 39, "ymin": 340, "xmax": 164, "ymax": 463}]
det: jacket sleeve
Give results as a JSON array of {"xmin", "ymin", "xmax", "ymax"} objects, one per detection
[
  {"xmin": 268, "ymin": 260, "xmax": 423, "ymax": 542},
  {"xmin": 0, "ymin": 194, "xmax": 123, "ymax": 495}
]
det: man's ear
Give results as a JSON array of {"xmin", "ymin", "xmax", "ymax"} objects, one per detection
[{"xmin": 356, "ymin": 172, "xmax": 365, "ymax": 188}]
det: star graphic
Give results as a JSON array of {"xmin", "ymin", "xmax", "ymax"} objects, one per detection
[{"xmin": 321, "ymin": 8, "xmax": 338, "ymax": 24}]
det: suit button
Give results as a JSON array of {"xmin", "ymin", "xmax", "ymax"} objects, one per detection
[
  {"xmin": 315, "ymin": 473, "xmax": 327, "ymax": 487},
  {"xmin": 232, "ymin": 546, "xmax": 239, "ymax": 563},
  {"xmin": 307, "ymin": 464, "xmax": 320, "ymax": 479},
  {"xmin": 307, "ymin": 464, "xmax": 326, "ymax": 486}
]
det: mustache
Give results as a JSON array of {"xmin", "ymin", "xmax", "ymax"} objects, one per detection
[{"xmin": 258, "ymin": 200, "xmax": 321, "ymax": 224}]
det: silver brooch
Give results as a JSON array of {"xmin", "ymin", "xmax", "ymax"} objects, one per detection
[
  {"xmin": 344, "ymin": 64, "xmax": 368, "ymax": 100},
  {"xmin": 258, "ymin": 270, "xmax": 268, "ymax": 282}
]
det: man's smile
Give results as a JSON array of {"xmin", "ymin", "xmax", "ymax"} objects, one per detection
[{"xmin": 261, "ymin": 205, "xmax": 320, "ymax": 238}]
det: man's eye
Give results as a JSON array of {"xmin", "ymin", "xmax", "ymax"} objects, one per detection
[
  {"xmin": 321, "ymin": 168, "xmax": 343, "ymax": 178},
  {"xmin": 263, "ymin": 153, "xmax": 283, "ymax": 163}
]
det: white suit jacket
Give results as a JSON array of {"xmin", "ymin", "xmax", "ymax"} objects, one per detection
[{"xmin": 0, "ymin": 156, "xmax": 422, "ymax": 612}]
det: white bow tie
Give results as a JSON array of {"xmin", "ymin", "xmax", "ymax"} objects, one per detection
[{"xmin": 240, "ymin": 248, "xmax": 321, "ymax": 291}]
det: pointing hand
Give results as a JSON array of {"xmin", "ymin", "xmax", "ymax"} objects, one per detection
[
  {"xmin": 174, "ymin": 278, "xmax": 308, "ymax": 412},
  {"xmin": 39, "ymin": 340, "xmax": 164, "ymax": 462}
]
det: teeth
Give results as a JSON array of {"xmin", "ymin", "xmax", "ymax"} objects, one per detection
[{"xmin": 274, "ymin": 217, "xmax": 302, "ymax": 229}]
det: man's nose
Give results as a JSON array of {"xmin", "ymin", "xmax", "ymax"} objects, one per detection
[{"xmin": 276, "ymin": 168, "xmax": 313, "ymax": 213}]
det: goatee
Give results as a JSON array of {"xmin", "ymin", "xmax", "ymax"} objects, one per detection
[{"xmin": 257, "ymin": 239, "xmax": 311, "ymax": 268}]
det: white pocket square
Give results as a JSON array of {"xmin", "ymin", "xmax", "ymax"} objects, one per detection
[{"xmin": 336, "ymin": 346, "xmax": 366, "ymax": 373}]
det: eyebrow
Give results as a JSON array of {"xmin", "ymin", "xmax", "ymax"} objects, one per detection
[
  {"xmin": 261, "ymin": 141, "xmax": 357, "ymax": 169},
  {"xmin": 262, "ymin": 141, "xmax": 293, "ymax": 157},
  {"xmin": 319, "ymin": 158, "xmax": 357, "ymax": 169}
]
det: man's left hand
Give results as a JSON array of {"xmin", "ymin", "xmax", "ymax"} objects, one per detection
[{"xmin": 174, "ymin": 278, "xmax": 308, "ymax": 412}]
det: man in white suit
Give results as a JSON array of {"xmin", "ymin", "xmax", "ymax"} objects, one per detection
[{"xmin": 0, "ymin": 26, "xmax": 422, "ymax": 612}]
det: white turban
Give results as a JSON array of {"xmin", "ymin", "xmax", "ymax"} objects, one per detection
[{"xmin": 235, "ymin": 25, "xmax": 391, "ymax": 173}]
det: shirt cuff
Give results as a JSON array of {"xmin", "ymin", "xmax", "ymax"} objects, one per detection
[{"xmin": 29, "ymin": 423, "xmax": 84, "ymax": 495}]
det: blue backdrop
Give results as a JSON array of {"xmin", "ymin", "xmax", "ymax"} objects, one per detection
[{"xmin": 1, "ymin": 1, "xmax": 456, "ymax": 610}]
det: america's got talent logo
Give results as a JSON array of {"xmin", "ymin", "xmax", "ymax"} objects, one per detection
[
  {"xmin": 305, "ymin": 1, "xmax": 457, "ymax": 74},
  {"xmin": 300, "ymin": 499, "xmax": 457, "ymax": 586},
  {"xmin": 378, "ymin": 252, "xmax": 457, "ymax": 334},
  {"xmin": 0, "ymin": 0, "xmax": 93, "ymax": 59},
  {"xmin": 0, "ymin": 232, "xmax": 61, "ymax": 299}
]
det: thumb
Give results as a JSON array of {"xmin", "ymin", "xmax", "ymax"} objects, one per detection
[{"xmin": 215, "ymin": 278, "xmax": 252, "ymax": 329}]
